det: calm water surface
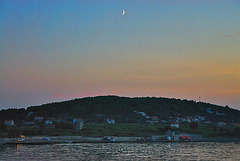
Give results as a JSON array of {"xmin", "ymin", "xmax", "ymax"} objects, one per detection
[{"xmin": 0, "ymin": 142, "xmax": 239, "ymax": 161}]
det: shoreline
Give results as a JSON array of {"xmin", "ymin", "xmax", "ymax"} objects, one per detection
[{"xmin": 1, "ymin": 136, "xmax": 240, "ymax": 145}]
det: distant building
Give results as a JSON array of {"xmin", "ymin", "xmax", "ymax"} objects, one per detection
[
  {"xmin": 45, "ymin": 120, "xmax": 53, "ymax": 125},
  {"xmin": 146, "ymin": 120, "xmax": 154, "ymax": 124},
  {"xmin": 135, "ymin": 111, "xmax": 147, "ymax": 117},
  {"xmin": 161, "ymin": 120, "xmax": 167, "ymax": 123},
  {"xmin": 180, "ymin": 118, "xmax": 187, "ymax": 122},
  {"xmin": 207, "ymin": 109, "xmax": 214, "ymax": 114},
  {"xmin": 139, "ymin": 112, "xmax": 146, "ymax": 116},
  {"xmin": 5, "ymin": 120, "xmax": 14, "ymax": 126},
  {"xmin": 171, "ymin": 123, "xmax": 179, "ymax": 128},
  {"xmin": 34, "ymin": 116, "xmax": 44, "ymax": 122},
  {"xmin": 192, "ymin": 118, "xmax": 200, "ymax": 122},
  {"xmin": 27, "ymin": 111, "xmax": 34, "ymax": 117},
  {"xmin": 199, "ymin": 116, "xmax": 206, "ymax": 121},
  {"xmin": 145, "ymin": 116, "xmax": 150, "ymax": 119},
  {"xmin": 151, "ymin": 116, "xmax": 159, "ymax": 123},
  {"xmin": 187, "ymin": 118, "xmax": 192, "ymax": 123},
  {"xmin": 54, "ymin": 120, "xmax": 61, "ymax": 123},
  {"xmin": 165, "ymin": 130, "xmax": 173, "ymax": 137},
  {"xmin": 204, "ymin": 121, "xmax": 212, "ymax": 124},
  {"xmin": 165, "ymin": 130, "xmax": 202, "ymax": 141},
  {"xmin": 107, "ymin": 119, "xmax": 115, "ymax": 124},
  {"xmin": 216, "ymin": 112, "xmax": 225, "ymax": 116},
  {"xmin": 218, "ymin": 122, "xmax": 227, "ymax": 127},
  {"xmin": 24, "ymin": 121, "xmax": 35, "ymax": 125},
  {"xmin": 73, "ymin": 118, "xmax": 84, "ymax": 130}
]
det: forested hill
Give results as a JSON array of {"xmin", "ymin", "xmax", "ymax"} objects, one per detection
[{"xmin": 0, "ymin": 96, "xmax": 240, "ymax": 124}]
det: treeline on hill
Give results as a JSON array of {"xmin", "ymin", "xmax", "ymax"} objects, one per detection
[{"xmin": 0, "ymin": 96, "xmax": 240, "ymax": 123}]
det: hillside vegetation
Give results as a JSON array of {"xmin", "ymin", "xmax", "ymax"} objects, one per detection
[{"xmin": 0, "ymin": 96, "xmax": 239, "ymax": 124}]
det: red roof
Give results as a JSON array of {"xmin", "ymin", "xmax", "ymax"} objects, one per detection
[
  {"xmin": 180, "ymin": 136, "xmax": 191, "ymax": 139},
  {"xmin": 5, "ymin": 120, "xmax": 13, "ymax": 122}
]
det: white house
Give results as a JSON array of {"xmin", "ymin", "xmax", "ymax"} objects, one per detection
[
  {"xmin": 151, "ymin": 116, "xmax": 159, "ymax": 123},
  {"xmin": 24, "ymin": 121, "xmax": 35, "ymax": 125},
  {"xmin": 218, "ymin": 122, "xmax": 227, "ymax": 127},
  {"xmin": 135, "ymin": 111, "xmax": 147, "ymax": 117},
  {"xmin": 199, "ymin": 116, "xmax": 206, "ymax": 121},
  {"xmin": 73, "ymin": 118, "xmax": 84, "ymax": 130},
  {"xmin": 204, "ymin": 121, "xmax": 212, "ymax": 124},
  {"xmin": 207, "ymin": 109, "xmax": 214, "ymax": 113},
  {"xmin": 171, "ymin": 123, "xmax": 179, "ymax": 128},
  {"xmin": 216, "ymin": 112, "xmax": 225, "ymax": 116},
  {"xmin": 45, "ymin": 120, "xmax": 53, "ymax": 125},
  {"xmin": 145, "ymin": 116, "xmax": 150, "ymax": 119},
  {"xmin": 161, "ymin": 120, "xmax": 167, "ymax": 123},
  {"xmin": 34, "ymin": 116, "xmax": 44, "ymax": 122},
  {"xmin": 5, "ymin": 120, "xmax": 14, "ymax": 126},
  {"xmin": 139, "ymin": 112, "xmax": 146, "ymax": 117},
  {"xmin": 180, "ymin": 118, "xmax": 187, "ymax": 122},
  {"xmin": 107, "ymin": 119, "xmax": 115, "ymax": 124},
  {"xmin": 192, "ymin": 118, "xmax": 200, "ymax": 122},
  {"xmin": 146, "ymin": 120, "xmax": 154, "ymax": 124},
  {"xmin": 27, "ymin": 111, "xmax": 34, "ymax": 117}
]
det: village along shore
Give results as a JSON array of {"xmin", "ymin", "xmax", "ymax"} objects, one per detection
[{"xmin": 1, "ymin": 136, "xmax": 240, "ymax": 145}]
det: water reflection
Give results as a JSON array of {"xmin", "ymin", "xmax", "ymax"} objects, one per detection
[{"xmin": 0, "ymin": 142, "xmax": 239, "ymax": 160}]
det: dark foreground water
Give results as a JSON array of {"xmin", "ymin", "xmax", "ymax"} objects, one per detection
[{"xmin": 0, "ymin": 142, "xmax": 240, "ymax": 161}]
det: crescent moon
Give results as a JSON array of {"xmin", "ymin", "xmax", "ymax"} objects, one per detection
[{"xmin": 122, "ymin": 9, "xmax": 125, "ymax": 16}]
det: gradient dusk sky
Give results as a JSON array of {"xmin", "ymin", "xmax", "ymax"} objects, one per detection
[{"xmin": 0, "ymin": 0, "xmax": 240, "ymax": 109}]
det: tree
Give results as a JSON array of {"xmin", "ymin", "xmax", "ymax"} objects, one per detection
[
  {"xmin": 55, "ymin": 122, "xmax": 73, "ymax": 129},
  {"xmin": 0, "ymin": 124, "xmax": 6, "ymax": 131},
  {"xmin": 23, "ymin": 130, "xmax": 36, "ymax": 136},
  {"xmin": 164, "ymin": 125, "xmax": 171, "ymax": 132},
  {"xmin": 7, "ymin": 129, "xmax": 20, "ymax": 138},
  {"xmin": 190, "ymin": 122, "xmax": 198, "ymax": 129}
]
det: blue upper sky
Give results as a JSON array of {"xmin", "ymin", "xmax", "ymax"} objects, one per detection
[{"xmin": 0, "ymin": 0, "xmax": 240, "ymax": 109}]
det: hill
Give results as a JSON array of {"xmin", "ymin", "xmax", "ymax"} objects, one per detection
[{"xmin": 0, "ymin": 96, "xmax": 239, "ymax": 124}]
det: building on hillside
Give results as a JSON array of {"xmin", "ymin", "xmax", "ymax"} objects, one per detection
[
  {"xmin": 151, "ymin": 116, "xmax": 159, "ymax": 123},
  {"xmin": 207, "ymin": 109, "xmax": 214, "ymax": 113},
  {"xmin": 107, "ymin": 119, "xmax": 115, "ymax": 124},
  {"xmin": 45, "ymin": 120, "xmax": 53, "ymax": 125},
  {"xmin": 27, "ymin": 111, "xmax": 34, "ymax": 117},
  {"xmin": 218, "ymin": 122, "xmax": 227, "ymax": 127},
  {"xmin": 216, "ymin": 112, "xmax": 225, "ymax": 116},
  {"xmin": 161, "ymin": 120, "xmax": 167, "ymax": 123},
  {"xmin": 139, "ymin": 112, "xmax": 146, "ymax": 116},
  {"xmin": 204, "ymin": 121, "xmax": 212, "ymax": 124},
  {"xmin": 180, "ymin": 118, "xmax": 187, "ymax": 122},
  {"xmin": 192, "ymin": 118, "xmax": 200, "ymax": 122},
  {"xmin": 24, "ymin": 121, "xmax": 35, "ymax": 125},
  {"xmin": 73, "ymin": 118, "xmax": 84, "ymax": 130},
  {"xmin": 165, "ymin": 130, "xmax": 202, "ymax": 141},
  {"xmin": 146, "ymin": 120, "xmax": 154, "ymax": 124},
  {"xmin": 34, "ymin": 116, "xmax": 44, "ymax": 122},
  {"xmin": 135, "ymin": 111, "xmax": 147, "ymax": 116},
  {"xmin": 5, "ymin": 120, "xmax": 14, "ymax": 126},
  {"xmin": 171, "ymin": 123, "xmax": 179, "ymax": 128},
  {"xmin": 145, "ymin": 116, "xmax": 150, "ymax": 119},
  {"xmin": 199, "ymin": 116, "xmax": 206, "ymax": 121}
]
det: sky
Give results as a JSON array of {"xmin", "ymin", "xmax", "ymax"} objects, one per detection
[{"xmin": 0, "ymin": 0, "xmax": 240, "ymax": 110}]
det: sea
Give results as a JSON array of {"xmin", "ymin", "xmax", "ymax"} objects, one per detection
[{"xmin": 0, "ymin": 142, "xmax": 239, "ymax": 161}]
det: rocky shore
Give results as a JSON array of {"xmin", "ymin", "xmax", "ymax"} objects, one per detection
[{"xmin": 1, "ymin": 136, "xmax": 240, "ymax": 145}]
